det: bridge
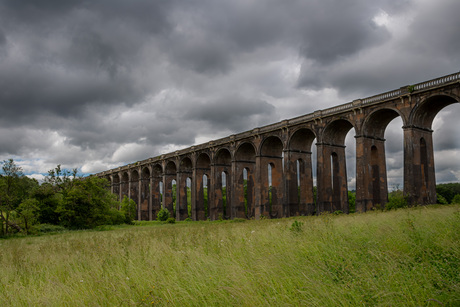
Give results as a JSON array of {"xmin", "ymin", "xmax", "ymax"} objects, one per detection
[{"xmin": 96, "ymin": 72, "xmax": 460, "ymax": 221}]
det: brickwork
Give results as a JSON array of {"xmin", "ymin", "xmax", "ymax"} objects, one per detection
[{"xmin": 98, "ymin": 72, "xmax": 460, "ymax": 220}]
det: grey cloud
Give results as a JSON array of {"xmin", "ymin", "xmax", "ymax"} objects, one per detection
[
  {"xmin": 0, "ymin": 0, "xmax": 458, "ymax": 179},
  {"xmin": 297, "ymin": 1, "xmax": 391, "ymax": 64},
  {"xmin": 185, "ymin": 97, "xmax": 277, "ymax": 132}
]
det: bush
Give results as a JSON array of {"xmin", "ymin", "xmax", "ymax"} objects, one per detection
[
  {"xmin": 33, "ymin": 223, "xmax": 67, "ymax": 233},
  {"xmin": 386, "ymin": 190, "xmax": 408, "ymax": 210},
  {"xmin": 184, "ymin": 217, "xmax": 192, "ymax": 222},
  {"xmin": 156, "ymin": 208, "xmax": 170, "ymax": 221},
  {"xmin": 120, "ymin": 196, "xmax": 137, "ymax": 224},
  {"xmin": 437, "ymin": 194, "xmax": 448, "ymax": 205},
  {"xmin": 451, "ymin": 194, "xmax": 460, "ymax": 204},
  {"xmin": 166, "ymin": 217, "xmax": 176, "ymax": 224}
]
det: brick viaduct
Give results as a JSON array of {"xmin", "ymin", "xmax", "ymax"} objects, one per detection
[{"xmin": 96, "ymin": 72, "xmax": 460, "ymax": 221}]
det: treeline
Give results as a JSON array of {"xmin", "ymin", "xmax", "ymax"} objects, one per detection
[{"xmin": 0, "ymin": 159, "xmax": 136, "ymax": 236}]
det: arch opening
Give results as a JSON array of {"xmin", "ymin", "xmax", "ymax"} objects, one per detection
[{"xmin": 235, "ymin": 143, "xmax": 256, "ymax": 219}]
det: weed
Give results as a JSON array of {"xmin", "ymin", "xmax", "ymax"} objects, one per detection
[
  {"xmin": 156, "ymin": 208, "xmax": 170, "ymax": 221},
  {"xmin": 290, "ymin": 220, "xmax": 303, "ymax": 233}
]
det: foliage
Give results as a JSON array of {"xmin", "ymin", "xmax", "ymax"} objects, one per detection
[
  {"xmin": 121, "ymin": 196, "xmax": 137, "ymax": 224},
  {"xmin": 184, "ymin": 217, "xmax": 192, "ymax": 222},
  {"xmin": 172, "ymin": 183, "xmax": 176, "ymax": 214},
  {"xmin": 32, "ymin": 183, "xmax": 62, "ymax": 225},
  {"xmin": 16, "ymin": 198, "xmax": 40, "ymax": 234},
  {"xmin": 243, "ymin": 179, "xmax": 248, "ymax": 217},
  {"xmin": 203, "ymin": 186, "xmax": 209, "ymax": 218},
  {"xmin": 187, "ymin": 186, "xmax": 192, "ymax": 217},
  {"xmin": 222, "ymin": 186, "xmax": 227, "ymax": 217},
  {"xmin": 156, "ymin": 207, "xmax": 170, "ymax": 221},
  {"xmin": 348, "ymin": 190, "xmax": 356, "ymax": 213},
  {"xmin": 166, "ymin": 217, "xmax": 175, "ymax": 224},
  {"xmin": 436, "ymin": 183, "xmax": 460, "ymax": 204},
  {"xmin": 437, "ymin": 194, "xmax": 449, "ymax": 205},
  {"xmin": 55, "ymin": 176, "xmax": 123, "ymax": 229},
  {"xmin": 0, "ymin": 159, "xmax": 39, "ymax": 235},
  {"xmin": 451, "ymin": 194, "xmax": 460, "ymax": 204},
  {"xmin": 290, "ymin": 220, "xmax": 303, "ymax": 233},
  {"xmin": 385, "ymin": 190, "xmax": 408, "ymax": 210},
  {"xmin": 32, "ymin": 223, "xmax": 67, "ymax": 234}
]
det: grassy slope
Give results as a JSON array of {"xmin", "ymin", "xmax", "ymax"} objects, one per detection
[{"xmin": 0, "ymin": 205, "xmax": 459, "ymax": 306}]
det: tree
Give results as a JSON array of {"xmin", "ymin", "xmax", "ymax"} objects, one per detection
[
  {"xmin": 55, "ymin": 176, "xmax": 123, "ymax": 229},
  {"xmin": 16, "ymin": 198, "xmax": 40, "ymax": 235},
  {"xmin": 0, "ymin": 159, "xmax": 24, "ymax": 235},
  {"xmin": 121, "ymin": 196, "xmax": 137, "ymax": 224}
]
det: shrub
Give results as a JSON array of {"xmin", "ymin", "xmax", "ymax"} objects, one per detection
[
  {"xmin": 120, "ymin": 196, "xmax": 137, "ymax": 224},
  {"xmin": 166, "ymin": 217, "xmax": 175, "ymax": 223},
  {"xmin": 386, "ymin": 190, "xmax": 408, "ymax": 210},
  {"xmin": 33, "ymin": 223, "xmax": 67, "ymax": 233},
  {"xmin": 451, "ymin": 194, "xmax": 460, "ymax": 204},
  {"xmin": 184, "ymin": 217, "xmax": 192, "ymax": 222},
  {"xmin": 437, "ymin": 194, "xmax": 448, "ymax": 205},
  {"xmin": 156, "ymin": 208, "xmax": 170, "ymax": 221}
]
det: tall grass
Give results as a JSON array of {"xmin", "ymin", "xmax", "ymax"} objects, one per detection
[{"xmin": 1, "ymin": 205, "xmax": 459, "ymax": 306}]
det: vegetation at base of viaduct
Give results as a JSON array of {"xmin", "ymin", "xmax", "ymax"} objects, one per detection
[{"xmin": 0, "ymin": 159, "xmax": 136, "ymax": 236}]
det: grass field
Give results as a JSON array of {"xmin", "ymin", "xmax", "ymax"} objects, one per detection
[{"xmin": 1, "ymin": 205, "xmax": 459, "ymax": 306}]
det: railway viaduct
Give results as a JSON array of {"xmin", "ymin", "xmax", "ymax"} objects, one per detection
[{"xmin": 96, "ymin": 72, "xmax": 460, "ymax": 221}]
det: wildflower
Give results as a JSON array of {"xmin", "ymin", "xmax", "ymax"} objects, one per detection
[{"xmin": 251, "ymin": 230, "xmax": 255, "ymax": 234}]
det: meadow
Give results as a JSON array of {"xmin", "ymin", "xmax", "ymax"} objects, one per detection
[{"xmin": 0, "ymin": 205, "xmax": 459, "ymax": 306}]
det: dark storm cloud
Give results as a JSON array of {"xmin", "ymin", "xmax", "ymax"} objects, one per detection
[
  {"xmin": 186, "ymin": 97, "xmax": 277, "ymax": 132},
  {"xmin": 0, "ymin": 0, "xmax": 458, "ymax": 178}
]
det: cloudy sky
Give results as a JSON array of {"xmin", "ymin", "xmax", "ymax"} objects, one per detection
[{"xmin": 0, "ymin": 0, "xmax": 459, "ymax": 188}]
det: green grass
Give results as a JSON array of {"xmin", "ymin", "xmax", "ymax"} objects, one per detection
[{"xmin": 1, "ymin": 205, "xmax": 459, "ymax": 306}]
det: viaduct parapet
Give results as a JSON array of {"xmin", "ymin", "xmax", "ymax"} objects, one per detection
[{"xmin": 96, "ymin": 72, "xmax": 460, "ymax": 221}]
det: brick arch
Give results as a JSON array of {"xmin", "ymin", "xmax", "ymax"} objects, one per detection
[
  {"xmin": 362, "ymin": 108, "xmax": 404, "ymax": 139},
  {"xmin": 196, "ymin": 152, "xmax": 211, "ymax": 171},
  {"xmin": 289, "ymin": 128, "xmax": 316, "ymax": 152},
  {"xmin": 111, "ymin": 173, "xmax": 121, "ymax": 201},
  {"xmin": 179, "ymin": 156, "xmax": 193, "ymax": 172},
  {"xmin": 260, "ymin": 135, "xmax": 283, "ymax": 157},
  {"xmin": 165, "ymin": 160, "xmax": 176, "ymax": 174},
  {"xmin": 214, "ymin": 147, "xmax": 232, "ymax": 165},
  {"xmin": 317, "ymin": 119, "xmax": 355, "ymax": 214},
  {"xmin": 196, "ymin": 152, "xmax": 211, "ymax": 220},
  {"xmin": 120, "ymin": 171, "xmax": 129, "ymax": 202},
  {"xmin": 260, "ymin": 135, "xmax": 284, "ymax": 218},
  {"xmin": 410, "ymin": 94, "xmax": 459, "ymax": 129},
  {"xmin": 212, "ymin": 148, "xmax": 232, "ymax": 220},
  {"xmin": 152, "ymin": 163, "xmax": 163, "ymax": 177},
  {"xmin": 287, "ymin": 128, "xmax": 316, "ymax": 216},
  {"xmin": 234, "ymin": 142, "xmax": 256, "ymax": 218},
  {"xmin": 356, "ymin": 108, "xmax": 404, "ymax": 212},
  {"xmin": 322, "ymin": 118, "xmax": 355, "ymax": 145},
  {"xmin": 140, "ymin": 167, "xmax": 151, "ymax": 220},
  {"xmin": 129, "ymin": 169, "xmax": 140, "ymax": 219},
  {"xmin": 404, "ymin": 93, "xmax": 459, "ymax": 206},
  {"xmin": 163, "ymin": 161, "xmax": 176, "ymax": 218},
  {"xmin": 235, "ymin": 142, "xmax": 256, "ymax": 161},
  {"xmin": 178, "ymin": 156, "xmax": 193, "ymax": 220}
]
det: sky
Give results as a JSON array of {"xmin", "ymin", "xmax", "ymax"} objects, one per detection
[{"xmin": 0, "ymin": 0, "xmax": 459, "ymax": 188}]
